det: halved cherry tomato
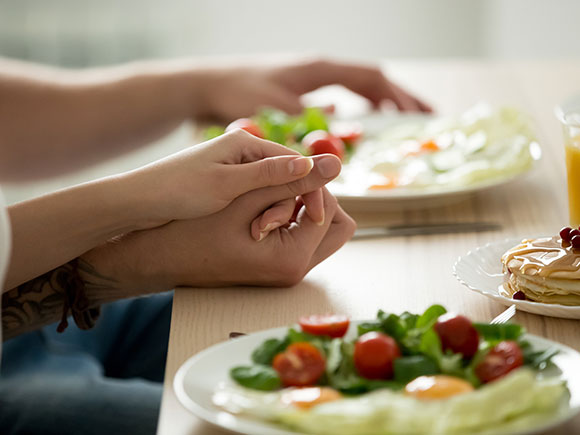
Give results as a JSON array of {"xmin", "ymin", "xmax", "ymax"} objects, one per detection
[
  {"xmin": 434, "ymin": 314, "xmax": 480, "ymax": 358},
  {"xmin": 302, "ymin": 130, "xmax": 345, "ymax": 161},
  {"xmin": 475, "ymin": 340, "xmax": 523, "ymax": 384},
  {"xmin": 299, "ymin": 314, "xmax": 350, "ymax": 338},
  {"xmin": 330, "ymin": 122, "xmax": 363, "ymax": 145},
  {"xmin": 354, "ymin": 332, "xmax": 401, "ymax": 379},
  {"xmin": 225, "ymin": 118, "xmax": 264, "ymax": 138},
  {"xmin": 273, "ymin": 342, "xmax": 326, "ymax": 387}
]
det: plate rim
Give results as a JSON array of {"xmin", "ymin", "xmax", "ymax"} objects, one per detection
[
  {"xmin": 173, "ymin": 321, "xmax": 580, "ymax": 435},
  {"xmin": 453, "ymin": 237, "xmax": 580, "ymax": 313}
]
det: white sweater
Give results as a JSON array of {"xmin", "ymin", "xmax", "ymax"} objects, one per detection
[{"xmin": 0, "ymin": 188, "xmax": 12, "ymax": 358}]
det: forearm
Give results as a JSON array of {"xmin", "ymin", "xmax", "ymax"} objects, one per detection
[
  {"xmin": 4, "ymin": 173, "xmax": 160, "ymax": 290},
  {"xmin": 0, "ymin": 58, "xmax": 207, "ymax": 180},
  {"xmin": 1, "ymin": 231, "xmax": 171, "ymax": 340}
]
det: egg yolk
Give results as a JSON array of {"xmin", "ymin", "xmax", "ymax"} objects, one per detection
[
  {"xmin": 405, "ymin": 375, "xmax": 474, "ymax": 400},
  {"xmin": 281, "ymin": 387, "xmax": 342, "ymax": 409}
]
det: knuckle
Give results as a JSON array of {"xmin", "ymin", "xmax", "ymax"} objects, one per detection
[
  {"xmin": 286, "ymin": 178, "xmax": 307, "ymax": 197},
  {"xmin": 259, "ymin": 158, "xmax": 278, "ymax": 184}
]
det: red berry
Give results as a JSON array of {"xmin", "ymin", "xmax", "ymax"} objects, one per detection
[
  {"xmin": 570, "ymin": 229, "xmax": 580, "ymax": 239},
  {"xmin": 560, "ymin": 226, "xmax": 573, "ymax": 241},
  {"xmin": 572, "ymin": 235, "xmax": 580, "ymax": 248},
  {"xmin": 513, "ymin": 291, "xmax": 526, "ymax": 300}
]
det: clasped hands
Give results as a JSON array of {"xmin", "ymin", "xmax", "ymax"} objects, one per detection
[{"xmin": 81, "ymin": 129, "xmax": 356, "ymax": 293}]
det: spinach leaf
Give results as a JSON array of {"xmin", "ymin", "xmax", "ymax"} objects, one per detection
[
  {"xmin": 203, "ymin": 126, "xmax": 225, "ymax": 141},
  {"xmin": 473, "ymin": 323, "xmax": 524, "ymax": 342},
  {"xmin": 393, "ymin": 355, "xmax": 439, "ymax": 384},
  {"xmin": 230, "ymin": 365, "xmax": 281, "ymax": 391},
  {"xmin": 251, "ymin": 337, "xmax": 289, "ymax": 365},
  {"xmin": 357, "ymin": 321, "xmax": 382, "ymax": 336},
  {"xmin": 419, "ymin": 329, "xmax": 463, "ymax": 376},
  {"xmin": 416, "ymin": 305, "xmax": 447, "ymax": 330},
  {"xmin": 522, "ymin": 343, "xmax": 560, "ymax": 370}
]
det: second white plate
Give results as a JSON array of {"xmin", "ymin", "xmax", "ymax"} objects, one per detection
[{"xmin": 454, "ymin": 238, "xmax": 580, "ymax": 319}]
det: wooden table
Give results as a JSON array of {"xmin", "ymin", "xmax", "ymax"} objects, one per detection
[{"xmin": 157, "ymin": 60, "xmax": 580, "ymax": 435}]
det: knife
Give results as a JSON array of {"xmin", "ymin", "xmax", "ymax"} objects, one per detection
[{"xmin": 352, "ymin": 222, "xmax": 502, "ymax": 240}]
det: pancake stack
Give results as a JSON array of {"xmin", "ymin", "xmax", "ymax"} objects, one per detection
[{"xmin": 501, "ymin": 236, "xmax": 580, "ymax": 305}]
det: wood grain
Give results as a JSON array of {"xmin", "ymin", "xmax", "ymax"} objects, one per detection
[{"xmin": 157, "ymin": 60, "xmax": 580, "ymax": 435}]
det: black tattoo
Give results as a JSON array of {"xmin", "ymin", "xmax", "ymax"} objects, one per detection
[{"xmin": 2, "ymin": 258, "xmax": 117, "ymax": 341}]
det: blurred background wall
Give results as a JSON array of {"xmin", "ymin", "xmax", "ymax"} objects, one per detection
[
  {"xmin": 1, "ymin": 0, "xmax": 579, "ymax": 202},
  {"xmin": 0, "ymin": 0, "xmax": 579, "ymax": 67}
]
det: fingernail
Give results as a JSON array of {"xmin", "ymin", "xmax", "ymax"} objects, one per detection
[
  {"xmin": 316, "ymin": 210, "xmax": 325, "ymax": 226},
  {"xmin": 289, "ymin": 157, "xmax": 314, "ymax": 176},
  {"xmin": 317, "ymin": 155, "xmax": 341, "ymax": 178},
  {"xmin": 259, "ymin": 221, "xmax": 282, "ymax": 232},
  {"xmin": 257, "ymin": 231, "xmax": 269, "ymax": 242}
]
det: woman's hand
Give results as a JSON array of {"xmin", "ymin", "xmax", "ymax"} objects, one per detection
[
  {"xmin": 193, "ymin": 57, "xmax": 432, "ymax": 121},
  {"xmin": 80, "ymin": 170, "xmax": 355, "ymax": 296},
  {"xmin": 126, "ymin": 129, "xmax": 341, "ymax": 229}
]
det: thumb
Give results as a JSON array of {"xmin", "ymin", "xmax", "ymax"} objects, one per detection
[{"xmin": 227, "ymin": 154, "xmax": 315, "ymax": 196}]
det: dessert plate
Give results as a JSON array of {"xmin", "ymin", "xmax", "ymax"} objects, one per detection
[
  {"xmin": 174, "ymin": 321, "xmax": 580, "ymax": 435},
  {"xmin": 454, "ymin": 238, "xmax": 580, "ymax": 319}
]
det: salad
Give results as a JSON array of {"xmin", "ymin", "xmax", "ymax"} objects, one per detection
[
  {"xmin": 204, "ymin": 107, "xmax": 362, "ymax": 162},
  {"xmin": 204, "ymin": 104, "xmax": 539, "ymax": 195},
  {"xmin": 213, "ymin": 306, "xmax": 569, "ymax": 435}
]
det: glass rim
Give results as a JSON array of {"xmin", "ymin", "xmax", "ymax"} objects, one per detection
[{"xmin": 555, "ymin": 93, "xmax": 580, "ymax": 127}]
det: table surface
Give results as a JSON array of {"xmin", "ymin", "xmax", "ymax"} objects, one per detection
[{"xmin": 157, "ymin": 59, "xmax": 580, "ymax": 435}]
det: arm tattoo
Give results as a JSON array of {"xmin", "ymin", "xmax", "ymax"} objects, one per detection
[{"xmin": 2, "ymin": 258, "xmax": 117, "ymax": 341}]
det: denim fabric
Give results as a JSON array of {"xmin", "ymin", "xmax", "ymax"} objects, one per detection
[{"xmin": 0, "ymin": 292, "xmax": 173, "ymax": 435}]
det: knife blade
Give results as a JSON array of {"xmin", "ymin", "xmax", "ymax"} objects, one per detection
[{"xmin": 352, "ymin": 222, "xmax": 502, "ymax": 240}]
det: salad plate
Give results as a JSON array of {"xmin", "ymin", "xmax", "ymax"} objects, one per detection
[
  {"xmin": 454, "ymin": 238, "xmax": 580, "ymax": 319},
  {"xmin": 174, "ymin": 310, "xmax": 580, "ymax": 435},
  {"xmin": 203, "ymin": 104, "xmax": 541, "ymax": 210},
  {"xmin": 330, "ymin": 105, "xmax": 542, "ymax": 209}
]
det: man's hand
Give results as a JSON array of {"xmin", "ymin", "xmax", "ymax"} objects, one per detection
[
  {"xmin": 80, "ymin": 168, "xmax": 356, "ymax": 297},
  {"xmin": 194, "ymin": 57, "xmax": 432, "ymax": 121}
]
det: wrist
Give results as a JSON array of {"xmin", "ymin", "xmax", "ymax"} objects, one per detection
[{"xmin": 79, "ymin": 231, "xmax": 175, "ymax": 305}]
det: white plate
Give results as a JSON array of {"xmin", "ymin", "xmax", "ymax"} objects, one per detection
[
  {"xmin": 328, "ymin": 112, "xmax": 541, "ymax": 210},
  {"xmin": 454, "ymin": 238, "xmax": 580, "ymax": 319},
  {"xmin": 174, "ymin": 321, "xmax": 580, "ymax": 435}
]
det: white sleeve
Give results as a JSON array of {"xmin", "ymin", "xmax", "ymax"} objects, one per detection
[{"xmin": 0, "ymin": 187, "xmax": 12, "ymax": 362}]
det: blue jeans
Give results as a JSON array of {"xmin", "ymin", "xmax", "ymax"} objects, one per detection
[{"xmin": 0, "ymin": 292, "xmax": 173, "ymax": 435}]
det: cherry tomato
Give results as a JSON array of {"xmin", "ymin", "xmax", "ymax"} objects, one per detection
[
  {"xmin": 302, "ymin": 130, "xmax": 345, "ymax": 160},
  {"xmin": 272, "ymin": 342, "xmax": 326, "ymax": 387},
  {"xmin": 475, "ymin": 340, "xmax": 524, "ymax": 384},
  {"xmin": 354, "ymin": 332, "xmax": 401, "ymax": 379},
  {"xmin": 434, "ymin": 314, "xmax": 480, "ymax": 358},
  {"xmin": 299, "ymin": 314, "xmax": 350, "ymax": 338},
  {"xmin": 225, "ymin": 118, "xmax": 264, "ymax": 138},
  {"xmin": 405, "ymin": 375, "xmax": 474, "ymax": 400},
  {"xmin": 330, "ymin": 122, "xmax": 363, "ymax": 145}
]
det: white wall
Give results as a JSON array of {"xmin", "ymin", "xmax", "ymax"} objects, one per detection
[{"xmin": 2, "ymin": 0, "xmax": 578, "ymax": 67}]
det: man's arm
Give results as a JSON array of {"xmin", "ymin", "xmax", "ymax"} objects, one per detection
[{"xmin": 2, "ymin": 258, "xmax": 117, "ymax": 340}]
